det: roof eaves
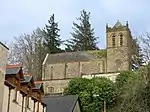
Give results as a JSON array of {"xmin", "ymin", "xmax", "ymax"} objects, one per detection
[
  {"xmin": 0, "ymin": 41, "xmax": 9, "ymax": 50},
  {"xmin": 71, "ymin": 96, "xmax": 79, "ymax": 112}
]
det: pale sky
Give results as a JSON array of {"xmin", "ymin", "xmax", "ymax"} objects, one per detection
[{"xmin": 0, "ymin": 0, "xmax": 150, "ymax": 48}]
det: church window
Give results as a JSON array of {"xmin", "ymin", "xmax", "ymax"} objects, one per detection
[
  {"xmin": 112, "ymin": 38, "xmax": 115, "ymax": 47},
  {"xmin": 120, "ymin": 34, "xmax": 123, "ymax": 46},
  {"xmin": 120, "ymin": 37, "xmax": 123, "ymax": 46},
  {"xmin": 48, "ymin": 86, "xmax": 54, "ymax": 93},
  {"xmin": 115, "ymin": 59, "xmax": 122, "ymax": 71}
]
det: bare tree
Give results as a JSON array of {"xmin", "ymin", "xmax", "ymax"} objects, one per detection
[
  {"xmin": 8, "ymin": 28, "xmax": 47, "ymax": 80},
  {"xmin": 140, "ymin": 33, "xmax": 150, "ymax": 62}
]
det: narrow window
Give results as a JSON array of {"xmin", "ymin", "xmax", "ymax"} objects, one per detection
[
  {"xmin": 13, "ymin": 88, "xmax": 18, "ymax": 102},
  {"xmin": 50, "ymin": 66, "xmax": 53, "ymax": 79},
  {"xmin": 102, "ymin": 61, "xmax": 105, "ymax": 72},
  {"xmin": 112, "ymin": 38, "xmax": 115, "ymax": 47},
  {"xmin": 120, "ymin": 34, "xmax": 123, "ymax": 46},
  {"xmin": 13, "ymin": 81, "xmax": 18, "ymax": 103},
  {"xmin": 48, "ymin": 86, "xmax": 54, "ymax": 93},
  {"xmin": 33, "ymin": 100, "xmax": 36, "ymax": 112},
  {"xmin": 21, "ymin": 95, "xmax": 25, "ymax": 112},
  {"xmin": 26, "ymin": 97, "xmax": 30, "ymax": 108},
  {"xmin": 37, "ymin": 101, "xmax": 39, "ymax": 112},
  {"xmin": 26, "ymin": 87, "xmax": 31, "ymax": 109}
]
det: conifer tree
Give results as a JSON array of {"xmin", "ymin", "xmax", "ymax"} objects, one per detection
[
  {"xmin": 65, "ymin": 10, "xmax": 99, "ymax": 52},
  {"xmin": 43, "ymin": 14, "xmax": 62, "ymax": 54}
]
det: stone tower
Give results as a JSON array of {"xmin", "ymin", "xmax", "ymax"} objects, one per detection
[{"xmin": 106, "ymin": 21, "xmax": 133, "ymax": 72}]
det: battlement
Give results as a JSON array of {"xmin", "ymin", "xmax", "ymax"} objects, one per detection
[{"xmin": 106, "ymin": 20, "xmax": 129, "ymax": 32}]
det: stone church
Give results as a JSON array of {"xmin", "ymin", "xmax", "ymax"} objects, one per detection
[{"xmin": 42, "ymin": 21, "xmax": 137, "ymax": 95}]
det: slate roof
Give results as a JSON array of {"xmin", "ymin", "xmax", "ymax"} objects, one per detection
[
  {"xmin": 43, "ymin": 95, "xmax": 79, "ymax": 112},
  {"xmin": 33, "ymin": 83, "xmax": 43, "ymax": 90},
  {"xmin": 47, "ymin": 51, "xmax": 101, "ymax": 64},
  {"xmin": 21, "ymin": 75, "xmax": 33, "ymax": 83},
  {"xmin": 6, "ymin": 67, "xmax": 21, "ymax": 75}
]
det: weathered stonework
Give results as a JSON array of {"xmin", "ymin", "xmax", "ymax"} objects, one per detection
[
  {"xmin": 42, "ymin": 21, "xmax": 136, "ymax": 95},
  {"xmin": 43, "ymin": 79, "xmax": 70, "ymax": 94}
]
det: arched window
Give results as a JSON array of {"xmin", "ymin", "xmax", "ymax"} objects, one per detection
[
  {"xmin": 120, "ymin": 34, "xmax": 123, "ymax": 46},
  {"xmin": 115, "ymin": 59, "xmax": 122, "ymax": 71},
  {"xmin": 112, "ymin": 37, "xmax": 115, "ymax": 47},
  {"xmin": 112, "ymin": 34, "xmax": 116, "ymax": 47},
  {"xmin": 48, "ymin": 86, "xmax": 54, "ymax": 93}
]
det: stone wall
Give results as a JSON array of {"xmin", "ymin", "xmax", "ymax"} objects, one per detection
[
  {"xmin": 0, "ymin": 43, "xmax": 8, "ymax": 112},
  {"xmin": 43, "ymin": 79, "xmax": 70, "ymax": 94},
  {"xmin": 42, "ymin": 58, "xmax": 107, "ymax": 94},
  {"xmin": 106, "ymin": 28, "xmax": 132, "ymax": 72},
  {"xmin": 107, "ymin": 46, "xmax": 131, "ymax": 72},
  {"xmin": 52, "ymin": 63, "xmax": 66, "ymax": 79},
  {"xmin": 81, "ymin": 59, "xmax": 106, "ymax": 75},
  {"xmin": 82, "ymin": 72, "xmax": 120, "ymax": 82},
  {"xmin": 66, "ymin": 62, "xmax": 80, "ymax": 78}
]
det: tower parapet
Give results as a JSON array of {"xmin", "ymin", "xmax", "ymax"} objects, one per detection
[{"xmin": 106, "ymin": 20, "xmax": 129, "ymax": 32}]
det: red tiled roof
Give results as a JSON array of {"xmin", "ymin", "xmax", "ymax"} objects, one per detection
[
  {"xmin": 35, "ymin": 81, "xmax": 43, "ymax": 84},
  {"xmin": 7, "ymin": 64, "xmax": 22, "ymax": 68}
]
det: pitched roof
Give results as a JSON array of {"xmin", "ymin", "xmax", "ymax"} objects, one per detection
[
  {"xmin": 113, "ymin": 20, "xmax": 123, "ymax": 28},
  {"xmin": 0, "ymin": 41, "xmax": 9, "ymax": 50},
  {"xmin": 32, "ymin": 82, "xmax": 44, "ymax": 94},
  {"xmin": 6, "ymin": 67, "xmax": 21, "ymax": 75},
  {"xmin": 43, "ymin": 95, "xmax": 79, "ymax": 112},
  {"xmin": 46, "ymin": 50, "xmax": 106, "ymax": 64},
  {"xmin": 33, "ymin": 83, "xmax": 41, "ymax": 89},
  {"xmin": 21, "ymin": 75, "xmax": 32, "ymax": 83}
]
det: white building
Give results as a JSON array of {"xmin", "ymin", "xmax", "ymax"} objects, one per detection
[
  {"xmin": 0, "ymin": 42, "xmax": 9, "ymax": 112},
  {"xmin": 3, "ymin": 64, "xmax": 46, "ymax": 112}
]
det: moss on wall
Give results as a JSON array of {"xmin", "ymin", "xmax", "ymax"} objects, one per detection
[{"xmin": 87, "ymin": 49, "xmax": 107, "ymax": 59}]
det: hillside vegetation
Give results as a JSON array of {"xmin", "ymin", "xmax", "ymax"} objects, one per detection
[{"xmin": 64, "ymin": 64, "xmax": 150, "ymax": 112}]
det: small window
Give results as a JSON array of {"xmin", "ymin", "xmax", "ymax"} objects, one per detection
[
  {"xmin": 120, "ymin": 37, "xmax": 123, "ymax": 46},
  {"xmin": 13, "ymin": 88, "xmax": 18, "ymax": 102},
  {"xmin": 13, "ymin": 81, "xmax": 18, "ymax": 103},
  {"xmin": 26, "ymin": 97, "xmax": 30, "ymax": 108},
  {"xmin": 120, "ymin": 34, "xmax": 123, "ymax": 37},
  {"xmin": 112, "ymin": 38, "xmax": 115, "ymax": 47},
  {"xmin": 48, "ymin": 86, "xmax": 54, "ymax": 93}
]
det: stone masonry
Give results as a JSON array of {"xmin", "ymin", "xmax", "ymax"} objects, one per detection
[{"xmin": 42, "ymin": 21, "xmax": 137, "ymax": 95}]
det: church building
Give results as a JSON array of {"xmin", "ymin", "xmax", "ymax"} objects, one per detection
[{"xmin": 42, "ymin": 21, "xmax": 137, "ymax": 95}]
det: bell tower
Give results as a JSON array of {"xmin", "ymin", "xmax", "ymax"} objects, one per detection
[{"xmin": 106, "ymin": 21, "xmax": 133, "ymax": 72}]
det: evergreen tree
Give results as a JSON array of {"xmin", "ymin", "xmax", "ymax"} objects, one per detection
[
  {"xmin": 65, "ymin": 10, "xmax": 99, "ymax": 52},
  {"xmin": 43, "ymin": 14, "xmax": 62, "ymax": 54}
]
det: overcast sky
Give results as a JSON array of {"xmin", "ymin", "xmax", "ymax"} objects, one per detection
[{"xmin": 0, "ymin": 0, "xmax": 150, "ymax": 48}]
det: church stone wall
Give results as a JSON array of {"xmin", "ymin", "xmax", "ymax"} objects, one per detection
[
  {"xmin": 42, "ymin": 58, "xmax": 107, "ymax": 94},
  {"xmin": 107, "ymin": 46, "xmax": 131, "ymax": 72},
  {"xmin": 52, "ymin": 63, "xmax": 66, "ymax": 79},
  {"xmin": 81, "ymin": 61, "xmax": 99, "ymax": 74},
  {"xmin": 66, "ymin": 62, "xmax": 80, "ymax": 78},
  {"xmin": 42, "ymin": 21, "xmax": 134, "ymax": 95},
  {"xmin": 43, "ymin": 79, "xmax": 70, "ymax": 94},
  {"xmin": 81, "ymin": 59, "xmax": 106, "ymax": 75}
]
